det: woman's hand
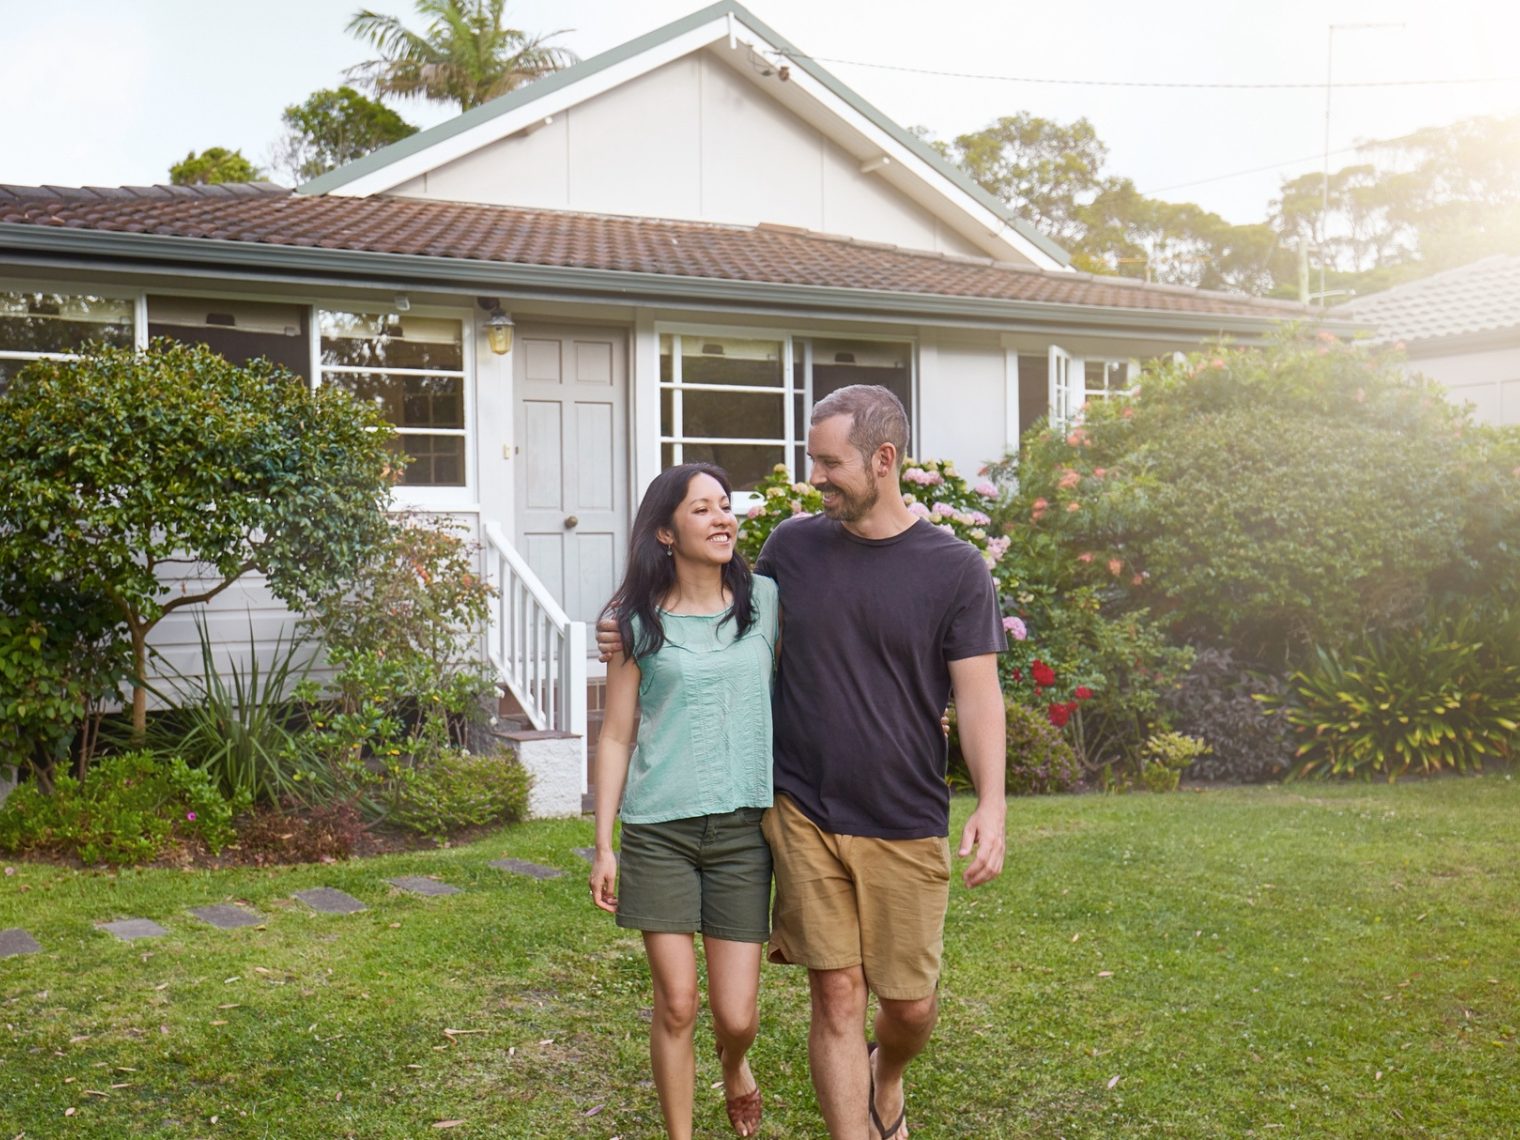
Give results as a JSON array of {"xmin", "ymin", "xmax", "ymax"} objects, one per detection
[{"xmin": 589, "ymin": 850, "xmax": 619, "ymax": 913}]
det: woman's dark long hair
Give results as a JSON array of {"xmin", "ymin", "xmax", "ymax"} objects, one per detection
[{"xmin": 602, "ymin": 463, "xmax": 754, "ymax": 662}]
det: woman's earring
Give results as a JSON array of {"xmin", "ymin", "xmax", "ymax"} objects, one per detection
[{"xmin": 663, "ymin": 545, "xmax": 673, "ymax": 558}]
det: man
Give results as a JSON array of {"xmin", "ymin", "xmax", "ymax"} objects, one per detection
[{"xmin": 602, "ymin": 384, "xmax": 1006, "ymax": 1139}]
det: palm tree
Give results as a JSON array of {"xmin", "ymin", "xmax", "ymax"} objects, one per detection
[{"xmin": 345, "ymin": 0, "xmax": 577, "ymax": 112}]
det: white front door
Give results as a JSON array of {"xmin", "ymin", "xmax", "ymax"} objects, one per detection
[{"xmin": 514, "ymin": 325, "xmax": 630, "ymax": 630}]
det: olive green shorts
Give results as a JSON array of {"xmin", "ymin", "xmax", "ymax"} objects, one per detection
[
  {"xmin": 615, "ymin": 807, "xmax": 773, "ymax": 943},
  {"xmin": 762, "ymin": 793, "xmax": 951, "ymax": 1001}
]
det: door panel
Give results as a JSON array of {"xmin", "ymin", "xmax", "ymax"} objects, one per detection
[{"xmin": 515, "ymin": 326, "xmax": 629, "ymax": 631}]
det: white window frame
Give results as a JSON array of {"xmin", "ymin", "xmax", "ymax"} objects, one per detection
[
  {"xmin": 0, "ymin": 280, "xmax": 143, "ymax": 385},
  {"xmin": 316, "ymin": 303, "xmax": 477, "ymax": 509},
  {"xmin": 656, "ymin": 322, "xmax": 917, "ymax": 508},
  {"xmin": 1047, "ymin": 345, "xmax": 1138, "ymax": 427}
]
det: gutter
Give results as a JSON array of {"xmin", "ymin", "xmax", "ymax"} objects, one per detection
[{"xmin": 0, "ymin": 223, "xmax": 1344, "ymax": 339}]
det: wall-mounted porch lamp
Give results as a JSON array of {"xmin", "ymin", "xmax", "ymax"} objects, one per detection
[{"xmin": 477, "ymin": 296, "xmax": 515, "ymax": 355}]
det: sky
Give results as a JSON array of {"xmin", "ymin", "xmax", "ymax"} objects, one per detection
[{"xmin": 3, "ymin": 0, "xmax": 1518, "ymax": 226}]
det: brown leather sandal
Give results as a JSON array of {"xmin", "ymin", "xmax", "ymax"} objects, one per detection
[{"xmin": 717, "ymin": 1046, "xmax": 763, "ymax": 1136}]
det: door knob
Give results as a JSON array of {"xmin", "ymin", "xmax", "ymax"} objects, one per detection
[{"xmin": 564, "ymin": 515, "xmax": 579, "ymax": 529}]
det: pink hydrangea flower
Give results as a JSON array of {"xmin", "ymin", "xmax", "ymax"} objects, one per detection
[
  {"xmin": 1003, "ymin": 616, "xmax": 1028, "ymax": 641},
  {"xmin": 747, "ymin": 504, "xmax": 763, "ymax": 519},
  {"xmin": 907, "ymin": 501, "xmax": 932, "ymax": 519},
  {"xmin": 974, "ymin": 481, "xmax": 998, "ymax": 497}
]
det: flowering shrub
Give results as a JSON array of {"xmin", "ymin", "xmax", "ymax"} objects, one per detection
[
  {"xmin": 1010, "ymin": 328, "xmax": 1481, "ymax": 663},
  {"xmin": 736, "ymin": 459, "xmax": 1009, "ymax": 575},
  {"xmin": 947, "ymin": 699, "xmax": 1082, "ymax": 796}
]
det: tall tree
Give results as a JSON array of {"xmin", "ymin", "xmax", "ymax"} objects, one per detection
[
  {"xmin": 273, "ymin": 86, "xmax": 418, "ymax": 184},
  {"xmin": 947, "ymin": 113, "xmax": 1111, "ymax": 248},
  {"xmin": 169, "ymin": 147, "xmax": 259, "ymax": 186},
  {"xmin": 345, "ymin": 0, "xmax": 577, "ymax": 111}
]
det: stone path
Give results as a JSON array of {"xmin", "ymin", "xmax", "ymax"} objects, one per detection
[
  {"xmin": 0, "ymin": 927, "xmax": 42, "ymax": 957},
  {"xmin": 387, "ymin": 876, "xmax": 462, "ymax": 897},
  {"xmin": 2, "ymin": 849, "xmax": 587, "ymax": 959},
  {"xmin": 488, "ymin": 858, "xmax": 564, "ymax": 880},
  {"xmin": 294, "ymin": 887, "xmax": 366, "ymax": 914},
  {"xmin": 98, "ymin": 918, "xmax": 168, "ymax": 941}
]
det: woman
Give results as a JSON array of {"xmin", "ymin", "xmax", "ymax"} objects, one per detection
[{"xmin": 589, "ymin": 463, "xmax": 778, "ymax": 1139}]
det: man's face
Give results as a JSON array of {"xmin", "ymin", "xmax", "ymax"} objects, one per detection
[{"xmin": 808, "ymin": 414, "xmax": 878, "ymax": 523}]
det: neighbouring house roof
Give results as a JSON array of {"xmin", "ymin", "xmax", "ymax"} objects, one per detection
[
  {"xmin": 0, "ymin": 183, "xmax": 1312, "ymax": 333},
  {"xmin": 1336, "ymin": 255, "xmax": 1520, "ymax": 349},
  {"xmin": 298, "ymin": 0, "xmax": 1072, "ymax": 269}
]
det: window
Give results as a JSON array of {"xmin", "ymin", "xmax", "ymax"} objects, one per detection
[
  {"xmin": 660, "ymin": 333, "xmax": 787, "ymax": 491},
  {"xmin": 320, "ymin": 310, "xmax": 467, "ymax": 488},
  {"xmin": 660, "ymin": 329, "xmax": 915, "ymax": 490},
  {"xmin": 148, "ymin": 295, "xmax": 310, "ymax": 380},
  {"xmin": 0, "ymin": 290, "xmax": 134, "ymax": 393},
  {"xmin": 1083, "ymin": 359, "xmax": 1135, "ymax": 403}
]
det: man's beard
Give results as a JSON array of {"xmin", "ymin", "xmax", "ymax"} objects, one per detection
[{"xmin": 820, "ymin": 479, "xmax": 878, "ymax": 522}]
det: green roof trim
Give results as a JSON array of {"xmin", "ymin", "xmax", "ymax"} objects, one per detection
[
  {"xmin": 296, "ymin": 1, "xmax": 1071, "ymax": 266},
  {"xmin": 0, "ymin": 222, "xmax": 1324, "ymax": 337}
]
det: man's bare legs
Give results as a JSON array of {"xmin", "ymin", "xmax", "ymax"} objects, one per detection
[{"xmin": 808, "ymin": 967, "xmax": 936, "ymax": 1139}]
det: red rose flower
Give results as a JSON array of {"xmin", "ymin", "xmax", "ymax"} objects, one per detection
[
  {"xmin": 1047, "ymin": 702, "xmax": 1072, "ymax": 727},
  {"xmin": 1074, "ymin": 686, "xmax": 1094, "ymax": 701},
  {"xmin": 1011, "ymin": 667, "xmax": 1023, "ymax": 682},
  {"xmin": 1031, "ymin": 660, "xmax": 1057, "ymax": 687}
]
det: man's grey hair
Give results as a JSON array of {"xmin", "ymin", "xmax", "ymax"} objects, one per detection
[{"xmin": 811, "ymin": 385, "xmax": 910, "ymax": 469}]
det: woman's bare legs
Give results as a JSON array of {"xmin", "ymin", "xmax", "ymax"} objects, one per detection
[
  {"xmin": 645, "ymin": 932, "xmax": 700, "ymax": 1140},
  {"xmin": 705, "ymin": 935, "xmax": 763, "ymax": 1132}
]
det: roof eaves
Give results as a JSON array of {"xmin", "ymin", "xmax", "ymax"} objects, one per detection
[{"xmin": 0, "ymin": 220, "xmax": 1301, "ymax": 336}]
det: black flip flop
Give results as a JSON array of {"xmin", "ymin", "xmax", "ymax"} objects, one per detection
[{"xmin": 866, "ymin": 1041, "xmax": 907, "ymax": 1140}]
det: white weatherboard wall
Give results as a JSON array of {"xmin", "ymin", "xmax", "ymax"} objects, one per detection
[
  {"xmin": 393, "ymin": 49, "xmax": 987, "ymax": 260},
  {"xmin": 917, "ymin": 336, "xmax": 1012, "ymax": 475},
  {"xmin": 1410, "ymin": 344, "xmax": 1520, "ymax": 426}
]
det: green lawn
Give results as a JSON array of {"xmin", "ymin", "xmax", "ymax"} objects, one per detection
[{"xmin": 3, "ymin": 777, "xmax": 1517, "ymax": 1138}]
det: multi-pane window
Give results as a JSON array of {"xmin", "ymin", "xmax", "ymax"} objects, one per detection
[
  {"xmin": 0, "ymin": 290, "xmax": 134, "ymax": 393},
  {"xmin": 660, "ymin": 330, "xmax": 915, "ymax": 489},
  {"xmin": 660, "ymin": 333, "xmax": 788, "ymax": 491},
  {"xmin": 148, "ymin": 295, "xmax": 310, "ymax": 380},
  {"xmin": 320, "ymin": 310, "xmax": 467, "ymax": 488},
  {"xmin": 1083, "ymin": 359, "xmax": 1134, "ymax": 403}
]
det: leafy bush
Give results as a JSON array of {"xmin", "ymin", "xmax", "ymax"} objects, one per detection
[
  {"xmin": 950, "ymin": 698, "xmax": 1082, "ymax": 796},
  {"xmin": 0, "ymin": 751, "xmax": 244, "ymax": 866},
  {"xmin": 1137, "ymin": 731, "xmax": 1211, "ymax": 793},
  {"xmin": 1262, "ymin": 610, "xmax": 1520, "ymax": 781},
  {"xmin": 0, "ymin": 340, "xmax": 394, "ymax": 739},
  {"xmin": 380, "ymin": 740, "xmax": 531, "ymax": 839},
  {"xmin": 1162, "ymin": 648, "xmax": 1294, "ymax": 783},
  {"xmin": 1011, "ymin": 329, "xmax": 1476, "ymax": 664}
]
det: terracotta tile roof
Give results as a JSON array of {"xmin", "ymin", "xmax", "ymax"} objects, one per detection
[
  {"xmin": 0, "ymin": 182, "xmax": 1305, "ymax": 321},
  {"xmin": 1335, "ymin": 255, "xmax": 1520, "ymax": 345}
]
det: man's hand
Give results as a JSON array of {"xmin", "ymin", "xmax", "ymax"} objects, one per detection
[
  {"xmin": 957, "ymin": 801, "xmax": 1006, "ymax": 888},
  {"xmin": 595, "ymin": 617, "xmax": 623, "ymax": 663}
]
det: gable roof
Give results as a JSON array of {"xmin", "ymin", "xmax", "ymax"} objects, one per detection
[
  {"xmin": 1336, "ymin": 255, "xmax": 1520, "ymax": 348},
  {"xmin": 0, "ymin": 183, "xmax": 1312, "ymax": 333},
  {"xmin": 297, "ymin": 0, "xmax": 1071, "ymax": 270}
]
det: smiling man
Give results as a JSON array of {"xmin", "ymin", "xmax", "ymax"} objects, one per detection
[{"xmin": 752, "ymin": 384, "xmax": 1007, "ymax": 1140}]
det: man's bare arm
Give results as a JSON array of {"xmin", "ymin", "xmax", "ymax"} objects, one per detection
[{"xmin": 947, "ymin": 653, "xmax": 1007, "ymax": 889}]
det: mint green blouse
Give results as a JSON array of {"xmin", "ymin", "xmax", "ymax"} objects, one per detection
[{"xmin": 619, "ymin": 575, "xmax": 779, "ymax": 825}]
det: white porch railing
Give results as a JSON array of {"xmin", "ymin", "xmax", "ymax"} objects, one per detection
[{"xmin": 481, "ymin": 522, "xmax": 587, "ymax": 749}]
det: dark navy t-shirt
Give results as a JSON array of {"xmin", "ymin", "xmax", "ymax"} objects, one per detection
[{"xmin": 755, "ymin": 514, "xmax": 1005, "ymax": 840}]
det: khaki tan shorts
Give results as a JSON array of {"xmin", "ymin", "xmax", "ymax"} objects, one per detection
[{"xmin": 761, "ymin": 793, "xmax": 950, "ymax": 1001}]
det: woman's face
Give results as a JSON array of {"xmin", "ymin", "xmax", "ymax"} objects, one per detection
[{"xmin": 659, "ymin": 472, "xmax": 737, "ymax": 567}]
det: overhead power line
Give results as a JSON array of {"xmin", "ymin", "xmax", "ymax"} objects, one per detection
[
  {"xmin": 1142, "ymin": 143, "xmax": 1370, "ymax": 196},
  {"xmin": 800, "ymin": 55, "xmax": 1520, "ymax": 91}
]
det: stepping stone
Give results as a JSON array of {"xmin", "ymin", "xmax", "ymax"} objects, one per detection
[
  {"xmin": 293, "ymin": 887, "xmax": 366, "ymax": 914},
  {"xmin": 189, "ymin": 904, "xmax": 265, "ymax": 929},
  {"xmin": 0, "ymin": 928, "xmax": 42, "ymax": 957},
  {"xmin": 488, "ymin": 858, "xmax": 564, "ymax": 880},
  {"xmin": 98, "ymin": 918, "xmax": 168, "ymax": 941},
  {"xmin": 387, "ymin": 876, "xmax": 462, "ymax": 897}
]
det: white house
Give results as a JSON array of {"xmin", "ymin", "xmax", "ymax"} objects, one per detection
[
  {"xmin": 1336, "ymin": 255, "xmax": 1520, "ymax": 426},
  {"xmin": 0, "ymin": 1, "xmax": 1315, "ymax": 808}
]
